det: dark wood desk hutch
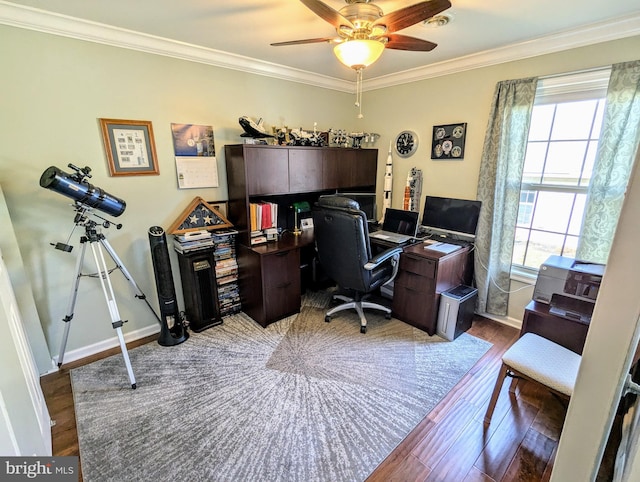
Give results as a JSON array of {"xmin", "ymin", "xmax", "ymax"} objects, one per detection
[{"xmin": 224, "ymin": 144, "xmax": 378, "ymax": 327}]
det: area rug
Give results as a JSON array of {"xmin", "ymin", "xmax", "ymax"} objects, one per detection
[{"xmin": 71, "ymin": 294, "xmax": 491, "ymax": 482}]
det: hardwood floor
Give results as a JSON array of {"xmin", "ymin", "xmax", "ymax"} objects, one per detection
[
  {"xmin": 41, "ymin": 317, "xmax": 573, "ymax": 481},
  {"xmin": 367, "ymin": 317, "xmax": 566, "ymax": 482}
]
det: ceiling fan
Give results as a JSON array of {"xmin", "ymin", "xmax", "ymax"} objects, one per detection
[{"xmin": 271, "ymin": 0, "xmax": 453, "ymax": 65}]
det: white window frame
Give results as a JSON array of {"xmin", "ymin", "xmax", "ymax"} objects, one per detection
[{"xmin": 511, "ymin": 68, "xmax": 611, "ymax": 281}]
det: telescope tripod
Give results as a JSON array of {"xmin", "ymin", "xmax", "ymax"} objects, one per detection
[{"xmin": 57, "ymin": 219, "xmax": 156, "ymax": 389}]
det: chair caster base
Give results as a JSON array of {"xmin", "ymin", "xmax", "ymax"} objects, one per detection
[
  {"xmin": 325, "ymin": 315, "xmax": 331, "ymax": 323},
  {"xmin": 360, "ymin": 325, "xmax": 367, "ymax": 334},
  {"xmin": 385, "ymin": 312, "xmax": 391, "ymax": 320}
]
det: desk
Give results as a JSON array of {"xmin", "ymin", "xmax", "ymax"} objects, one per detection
[
  {"xmin": 521, "ymin": 300, "xmax": 589, "ymax": 355},
  {"xmin": 391, "ymin": 242, "xmax": 472, "ymax": 335},
  {"xmin": 237, "ymin": 231, "xmax": 472, "ymax": 332},
  {"xmin": 237, "ymin": 230, "xmax": 314, "ymax": 327}
]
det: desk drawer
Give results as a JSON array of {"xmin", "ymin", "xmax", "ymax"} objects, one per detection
[
  {"xmin": 399, "ymin": 255, "xmax": 436, "ymax": 279},
  {"xmin": 395, "ymin": 270, "xmax": 433, "ymax": 292},
  {"xmin": 392, "ymin": 284, "xmax": 437, "ymax": 334}
]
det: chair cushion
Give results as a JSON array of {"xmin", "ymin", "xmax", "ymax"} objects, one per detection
[{"xmin": 502, "ymin": 333, "xmax": 581, "ymax": 397}]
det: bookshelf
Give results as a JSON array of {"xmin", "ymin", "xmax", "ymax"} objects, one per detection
[
  {"xmin": 211, "ymin": 230, "xmax": 241, "ymax": 316},
  {"xmin": 173, "ymin": 229, "xmax": 240, "ymax": 331}
]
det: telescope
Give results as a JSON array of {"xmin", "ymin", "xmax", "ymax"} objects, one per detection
[{"xmin": 39, "ymin": 164, "xmax": 126, "ymax": 217}]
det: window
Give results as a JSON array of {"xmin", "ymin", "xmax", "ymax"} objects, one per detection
[{"xmin": 512, "ymin": 70, "xmax": 611, "ymax": 272}]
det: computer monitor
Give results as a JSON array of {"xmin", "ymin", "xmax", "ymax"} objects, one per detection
[
  {"xmin": 421, "ymin": 196, "xmax": 482, "ymax": 240},
  {"xmin": 340, "ymin": 192, "xmax": 377, "ymax": 221},
  {"xmin": 382, "ymin": 208, "xmax": 419, "ymax": 236}
]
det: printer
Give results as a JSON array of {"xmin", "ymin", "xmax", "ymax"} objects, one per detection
[{"xmin": 533, "ymin": 255, "xmax": 605, "ymax": 322}]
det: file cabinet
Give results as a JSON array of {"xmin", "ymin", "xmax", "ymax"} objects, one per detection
[
  {"xmin": 392, "ymin": 243, "xmax": 472, "ymax": 335},
  {"xmin": 237, "ymin": 232, "xmax": 311, "ymax": 327}
]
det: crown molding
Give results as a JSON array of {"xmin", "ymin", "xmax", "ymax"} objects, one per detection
[
  {"xmin": 1, "ymin": 1, "xmax": 639, "ymax": 93},
  {"xmin": 365, "ymin": 13, "xmax": 640, "ymax": 91},
  {"xmin": 0, "ymin": 1, "xmax": 352, "ymax": 93}
]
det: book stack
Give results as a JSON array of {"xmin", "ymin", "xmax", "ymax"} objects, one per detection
[
  {"xmin": 211, "ymin": 229, "xmax": 241, "ymax": 316},
  {"xmin": 173, "ymin": 229, "xmax": 214, "ymax": 253},
  {"xmin": 250, "ymin": 201, "xmax": 277, "ymax": 245}
]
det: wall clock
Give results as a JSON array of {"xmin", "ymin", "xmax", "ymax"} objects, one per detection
[{"xmin": 395, "ymin": 130, "xmax": 418, "ymax": 158}]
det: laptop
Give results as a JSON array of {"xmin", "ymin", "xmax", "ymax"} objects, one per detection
[{"xmin": 369, "ymin": 208, "xmax": 419, "ymax": 244}]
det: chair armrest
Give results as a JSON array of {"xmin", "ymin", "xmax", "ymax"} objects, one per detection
[{"xmin": 364, "ymin": 247, "xmax": 402, "ymax": 270}]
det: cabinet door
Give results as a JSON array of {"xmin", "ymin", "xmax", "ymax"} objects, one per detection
[
  {"xmin": 352, "ymin": 148, "xmax": 377, "ymax": 187},
  {"xmin": 322, "ymin": 148, "xmax": 344, "ymax": 189},
  {"xmin": 245, "ymin": 147, "xmax": 290, "ymax": 195},
  {"xmin": 263, "ymin": 249, "xmax": 301, "ymax": 323},
  {"xmin": 289, "ymin": 148, "xmax": 324, "ymax": 192},
  {"xmin": 323, "ymin": 149, "xmax": 377, "ymax": 189}
]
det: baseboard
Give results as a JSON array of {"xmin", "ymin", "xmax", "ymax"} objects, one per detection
[
  {"xmin": 49, "ymin": 324, "xmax": 160, "ymax": 368},
  {"xmin": 478, "ymin": 312, "xmax": 522, "ymax": 330}
]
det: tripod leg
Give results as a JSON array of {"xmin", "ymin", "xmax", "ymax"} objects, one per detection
[
  {"xmin": 57, "ymin": 242, "xmax": 87, "ymax": 367},
  {"xmin": 89, "ymin": 240, "xmax": 137, "ymax": 389},
  {"xmin": 100, "ymin": 238, "xmax": 160, "ymax": 323}
]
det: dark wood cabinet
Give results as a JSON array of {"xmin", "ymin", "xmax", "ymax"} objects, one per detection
[
  {"xmin": 176, "ymin": 249, "xmax": 223, "ymax": 332},
  {"xmin": 245, "ymin": 147, "xmax": 289, "ymax": 196},
  {"xmin": 224, "ymin": 144, "xmax": 378, "ymax": 327},
  {"xmin": 521, "ymin": 300, "xmax": 589, "ymax": 355},
  {"xmin": 237, "ymin": 232, "xmax": 312, "ymax": 327},
  {"xmin": 289, "ymin": 148, "xmax": 324, "ymax": 192},
  {"xmin": 392, "ymin": 243, "xmax": 471, "ymax": 335},
  {"xmin": 322, "ymin": 148, "xmax": 377, "ymax": 189},
  {"xmin": 225, "ymin": 144, "xmax": 378, "ymax": 245}
]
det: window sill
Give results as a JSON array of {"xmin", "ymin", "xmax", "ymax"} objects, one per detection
[{"xmin": 510, "ymin": 266, "xmax": 537, "ymax": 285}]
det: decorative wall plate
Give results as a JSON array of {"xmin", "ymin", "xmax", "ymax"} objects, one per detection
[{"xmin": 431, "ymin": 123, "xmax": 467, "ymax": 160}]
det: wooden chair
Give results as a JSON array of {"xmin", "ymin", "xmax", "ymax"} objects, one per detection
[{"xmin": 484, "ymin": 332, "xmax": 582, "ymax": 424}]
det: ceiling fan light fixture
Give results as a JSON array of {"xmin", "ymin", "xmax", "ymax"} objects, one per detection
[{"xmin": 333, "ymin": 39, "xmax": 385, "ymax": 69}]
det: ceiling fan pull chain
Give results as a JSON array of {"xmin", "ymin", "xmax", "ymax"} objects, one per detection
[{"xmin": 356, "ymin": 68, "xmax": 364, "ymax": 119}]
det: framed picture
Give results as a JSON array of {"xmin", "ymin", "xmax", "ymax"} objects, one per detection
[
  {"xmin": 431, "ymin": 122, "xmax": 467, "ymax": 160},
  {"xmin": 99, "ymin": 118, "xmax": 159, "ymax": 176}
]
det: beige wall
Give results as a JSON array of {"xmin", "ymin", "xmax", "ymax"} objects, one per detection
[
  {"xmin": 0, "ymin": 25, "xmax": 356, "ymax": 362},
  {"xmin": 1, "ymin": 23, "xmax": 639, "ymax": 366},
  {"xmin": 363, "ymin": 35, "xmax": 640, "ymax": 324}
]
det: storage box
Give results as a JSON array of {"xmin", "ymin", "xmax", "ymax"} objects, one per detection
[{"xmin": 437, "ymin": 285, "xmax": 478, "ymax": 341}]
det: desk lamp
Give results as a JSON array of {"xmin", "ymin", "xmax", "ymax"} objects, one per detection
[{"xmin": 292, "ymin": 201, "xmax": 311, "ymax": 236}]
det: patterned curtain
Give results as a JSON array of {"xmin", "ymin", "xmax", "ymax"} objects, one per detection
[
  {"xmin": 576, "ymin": 60, "xmax": 640, "ymax": 264},
  {"xmin": 475, "ymin": 78, "xmax": 538, "ymax": 315}
]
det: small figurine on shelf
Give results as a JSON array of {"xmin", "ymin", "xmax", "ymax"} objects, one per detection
[{"xmin": 239, "ymin": 116, "xmax": 274, "ymax": 140}]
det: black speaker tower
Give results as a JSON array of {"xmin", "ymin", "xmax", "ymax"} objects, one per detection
[{"xmin": 148, "ymin": 226, "xmax": 188, "ymax": 346}]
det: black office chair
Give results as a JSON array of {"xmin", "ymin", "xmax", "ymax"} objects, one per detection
[{"xmin": 312, "ymin": 195, "xmax": 402, "ymax": 333}]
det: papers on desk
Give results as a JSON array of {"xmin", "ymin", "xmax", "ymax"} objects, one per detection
[{"xmin": 424, "ymin": 241, "xmax": 462, "ymax": 254}]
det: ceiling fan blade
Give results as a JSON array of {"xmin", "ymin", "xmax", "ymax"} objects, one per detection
[
  {"xmin": 372, "ymin": 0, "xmax": 451, "ymax": 33},
  {"xmin": 271, "ymin": 37, "xmax": 337, "ymax": 47},
  {"xmin": 299, "ymin": 0, "xmax": 354, "ymax": 29},
  {"xmin": 383, "ymin": 34, "xmax": 437, "ymax": 51}
]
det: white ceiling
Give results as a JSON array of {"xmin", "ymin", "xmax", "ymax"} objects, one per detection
[{"xmin": 2, "ymin": 0, "xmax": 640, "ymax": 89}]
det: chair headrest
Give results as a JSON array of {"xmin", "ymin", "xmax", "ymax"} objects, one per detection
[{"xmin": 317, "ymin": 195, "xmax": 360, "ymax": 211}]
